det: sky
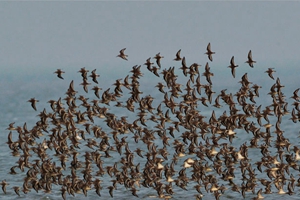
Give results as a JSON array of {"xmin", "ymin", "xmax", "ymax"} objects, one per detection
[{"xmin": 0, "ymin": 2, "xmax": 299, "ymax": 75}]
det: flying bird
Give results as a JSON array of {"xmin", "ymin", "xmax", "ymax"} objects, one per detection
[
  {"xmin": 27, "ymin": 98, "xmax": 39, "ymax": 111},
  {"xmin": 107, "ymin": 186, "xmax": 115, "ymax": 198},
  {"xmin": 117, "ymin": 48, "xmax": 128, "ymax": 60},
  {"xmin": 54, "ymin": 69, "xmax": 65, "ymax": 79},
  {"xmin": 144, "ymin": 57, "xmax": 154, "ymax": 71},
  {"xmin": 6, "ymin": 122, "xmax": 16, "ymax": 130},
  {"xmin": 80, "ymin": 79, "xmax": 91, "ymax": 93},
  {"xmin": 153, "ymin": 53, "xmax": 164, "ymax": 68},
  {"xmin": 265, "ymin": 68, "xmax": 276, "ymax": 80},
  {"xmin": 13, "ymin": 186, "xmax": 20, "ymax": 196},
  {"xmin": 0, "ymin": 180, "xmax": 9, "ymax": 194},
  {"xmin": 174, "ymin": 49, "xmax": 182, "ymax": 61},
  {"xmin": 228, "ymin": 56, "xmax": 238, "ymax": 78},
  {"xmin": 202, "ymin": 62, "xmax": 214, "ymax": 85},
  {"xmin": 89, "ymin": 69, "xmax": 100, "ymax": 84},
  {"xmin": 78, "ymin": 67, "xmax": 89, "ymax": 80},
  {"xmin": 92, "ymin": 86, "xmax": 102, "ymax": 98},
  {"xmin": 205, "ymin": 42, "xmax": 215, "ymax": 62},
  {"xmin": 245, "ymin": 50, "xmax": 256, "ymax": 67},
  {"xmin": 291, "ymin": 88, "xmax": 300, "ymax": 101}
]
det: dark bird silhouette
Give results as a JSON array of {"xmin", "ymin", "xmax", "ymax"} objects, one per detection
[
  {"xmin": 228, "ymin": 56, "xmax": 238, "ymax": 78},
  {"xmin": 265, "ymin": 68, "xmax": 276, "ymax": 80},
  {"xmin": 153, "ymin": 52, "xmax": 164, "ymax": 68},
  {"xmin": 78, "ymin": 67, "xmax": 89, "ymax": 80},
  {"xmin": 89, "ymin": 69, "xmax": 100, "ymax": 84},
  {"xmin": 202, "ymin": 62, "xmax": 214, "ymax": 85},
  {"xmin": 174, "ymin": 49, "xmax": 182, "ymax": 61},
  {"xmin": 107, "ymin": 186, "xmax": 115, "ymax": 197},
  {"xmin": 0, "ymin": 180, "xmax": 9, "ymax": 194},
  {"xmin": 205, "ymin": 42, "xmax": 215, "ymax": 62},
  {"xmin": 117, "ymin": 48, "xmax": 128, "ymax": 60},
  {"xmin": 54, "ymin": 69, "xmax": 65, "ymax": 79},
  {"xmin": 245, "ymin": 50, "xmax": 256, "ymax": 67},
  {"xmin": 27, "ymin": 98, "xmax": 39, "ymax": 111},
  {"xmin": 13, "ymin": 186, "xmax": 20, "ymax": 196}
]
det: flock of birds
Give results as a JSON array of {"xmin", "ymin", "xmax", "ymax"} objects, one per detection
[{"xmin": 2, "ymin": 43, "xmax": 300, "ymax": 200}]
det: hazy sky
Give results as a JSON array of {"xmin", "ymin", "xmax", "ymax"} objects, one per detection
[{"xmin": 0, "ymin": 2, "xmax": 299, "ymax": 73}]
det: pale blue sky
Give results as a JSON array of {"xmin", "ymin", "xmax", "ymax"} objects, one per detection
[{"xmin": 0, "ymin": 2, "xmax": 299, "ymax": 73}]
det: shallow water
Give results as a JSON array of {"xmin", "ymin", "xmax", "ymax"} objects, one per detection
[{"xmin": 0, "ymin": 63, "xmax": 300, "ymax": 200}]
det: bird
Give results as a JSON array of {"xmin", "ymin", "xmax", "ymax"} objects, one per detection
[
  {"xmin": 78, "ymin": 67, "xmax": 89, "ymax": 80},
  {"xmin": 117, "ymin": 48, "xmax": 128, "ymax": 60},
  {"xmin": 254, "ymin": 188, "xmax": 264, "ymax": 199},
  {"xmin": 153, "ymin": 53, "xmax": 164, "ymax": 68},
  {"xmin": 202, "ymin": 62, "xmax": 214, "ymax": 85},
  {"xmin": 290, "ymin": 88, "xmax": 299, "ymax": 101},
  {"xmin": 54, "ymin": 69, "xmax": 65, "ymax": 79},
  {"xmin": 0, "ymin": 180, "xmax": 9, "ymax": 194},
  {"xmin": 228, "ymin": 56, "xmax": 238, "ymax": 78},
  {"xmin": 107, "ymin": 186, "xmax": 115, "ymax": 197},
  {"xmin": 6, "ymin": 122, "xmax": 16, "ymax": 130},
  {"xmin": 245, "ymin": 50, "xmax": 256, "ymax": 67},
  {"xmin": 27, "ymin": 98, "xmax": 39, "ymax": 111},
  {"xmin": 13, "ymin": 186, "xmax": 20, "ymax": 196},
  {"xmin": 205, "ymin": 42, "xmax": 215, "ymax": 62},
  {"xmin": 89, "ymin": 69, "xmax": 100, "ymax": 84},
  {"xmin": 180, "ymin": 57, "xmax": 188, "ymax": 76},
  {"xmin": 92, "ymin": 86, "xmax": 102, "ymax": 98},
  {"xmin": 8, "ymin": 165, "xmax": 17, "ymax": 175},
  {"xmin": 174, "ymin": 49, "xmax": 182, "ymax": 61},
  {"xmin": 144, "ymin": 57, "xmax": 154, "ymax": 70},
  {"xmin": 265, "ymin": 68, "xmax": 276, "ymax": 80},
  {"xmin": 4, "ymin": 44, "xmax": 300, "ymax": 200},
  {"xmin": 80, "ymin": 79, "xmax": 91, "ymax": 93},
  {"xmin": 60, "ymin": 186, "xmax": 67, "ymax": 200},
  {"xmin": 130, "ymin": 187, "xmax": 139, "ymax": 197}
]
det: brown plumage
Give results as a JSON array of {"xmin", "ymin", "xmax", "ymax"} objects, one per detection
[
  {"xmin": 291, "ymin": 88, "xmax": 300, "ymax": 101},
  {"xmin": 6, "ymin": 122, "xmax": 16, "ymax": 130},
  {"xmin": 78, "ymin": 67, "xmax": 89, "ymax": 80},
  {"xmin": 4, "ymin": 45, "xmax": 300, "ymax": 200},
  {"xmin": 144, "ymin": 57, "xmax": 154, "ymax": 70},
  {"xmin": 13, "ymin": 186, "xmax": 20, "ymax": 196},
  {"xmin": 180, "ymin": 57, "xmax": 188, "ymax": 76},
  {"xmin": 54, "ymin": 69, "xmax": 65, "ymax": 79},
  {"xmin": 205, "ymin": 42, "xmax": 215, "ymax": 62},
  {"xmin": 27, "ymin": 98, "xmax": 39, "ymax": 111},
  {"xmin": 92, "ymin": 86, "xmax": 102, "ymax": 98},
  {"xmin": 174, "ymin": 49, "xmax": 182, "ymax": 61},
  {"xmin": 107, "ymin": 186, "xmax": 115, "ymax": 197},
  {"xmin": 245, "ymin": 50, "xmax": 256, "ymax": 67},
  {"xmin": 89, "ymin": 69, "xmax": 100, "ymax": 84},
  {"xmin": 80, "ymin": 79, "xmax": 91, "ymax": 93},
  {"xmin": 228, "ymin": 56, "xmax": 238, "ymax": 78},
  {"xmin": 265, "ymin": 68, "xmax": 276, "ymax": 80},
  {"xmin": 153, "ymin": 52, "xmax": 164, "ymax": 68},
  {"xmin": 0, "ymin": 180, "xmax": 9, "ymax": 194},
  {"xmin": 60, "ymin": 186, "xmax": 67, "ymax": 200},
  {"xmin": 202, "ymin": 62, "xmax": 214, "ymax": 85},
  {"xmin": 117, "ymin": 48, "xmax": 128, "ymax": 60}
]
